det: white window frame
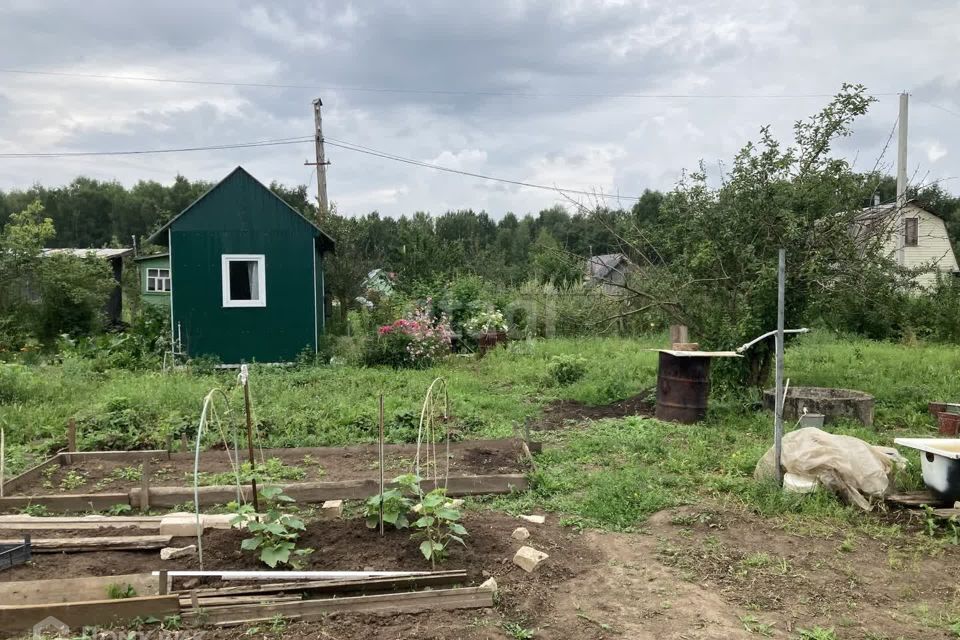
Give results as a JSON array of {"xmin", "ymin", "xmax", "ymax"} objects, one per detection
[
  {"xmin": 146, "ymin": 267, "xmax": 171, "ymax": 293},
  {"xmin": 221, "ymin": 254, "xmax": 267, "ymax": 308}
]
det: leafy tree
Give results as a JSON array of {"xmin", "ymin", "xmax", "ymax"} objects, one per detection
[
  {"xmin": 0, "ymin": 201, "xmax": 55, "ymax": 347},
  {"xmin": 0, "ymin": 201, "xmax": 113, "ymax": 347},
  {"xmin": 530, "ymin": 228, "xmax": 581, "ymax": 284},
  {"xmin": 622, "ymin": 84, "xmax": 892, "ymax": 387}
]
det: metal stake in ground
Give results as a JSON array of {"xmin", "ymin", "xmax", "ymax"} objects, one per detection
[
  {"xmin": 774, "ymin": 248, "xmax": 786, "ymax": 487},
  {"xmin": 378, "ymin": 393, "xmax": 385, "ymax": 537},
  {"xmin": 240, "ymin": 365, "xmax": 260, "ymax": 513}
]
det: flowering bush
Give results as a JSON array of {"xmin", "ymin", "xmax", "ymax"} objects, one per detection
[
  {"xmin": 463, "ymin": 309, "xmax": 508, "ymax": 337},
  {"xmin": 364, "ymin": 304, "xmax": 454, "ymax": 368}
]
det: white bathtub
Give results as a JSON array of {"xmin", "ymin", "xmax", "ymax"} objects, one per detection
[{"xmin": 894, "ymin": 438, "xmax": 960, "ymax": 499}]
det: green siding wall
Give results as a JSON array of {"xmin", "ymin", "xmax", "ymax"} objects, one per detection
[
  {"xmin": 136, "ymin": 255, "xmax": 171, "ymax": 308},
  {"xmin": 169, "ymin": 169, "xmax": 320, "ymax": 363}
]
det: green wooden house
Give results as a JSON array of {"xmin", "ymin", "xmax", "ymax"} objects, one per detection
[
  {"xmin": 144, "ymin": 167, "xmax": 334, "ymax": 364},
  {"xmin": 133, "ymin": 253, "xmax": 171, "ymax": 309}
]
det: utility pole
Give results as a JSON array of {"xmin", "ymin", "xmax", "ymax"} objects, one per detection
[
  {"xmin": 896, "ymin": 92, "xmax": 909, "ymax": 266},
  {"xmin": 305, "ymin": 98, "xmax": 331, "ymax": 220}
]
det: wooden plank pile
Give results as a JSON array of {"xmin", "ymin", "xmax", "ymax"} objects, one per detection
[{"xmin": 0, "ymin": 569, "xmax": 495, "ymax": 633}]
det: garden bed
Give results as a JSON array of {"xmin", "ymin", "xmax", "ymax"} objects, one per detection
[
  {"xmin": 5, "ymin": 438, "xmax": 531, "ymax": 497},
  {"xmin": 532, "ymin": 391, "xmax": 655, "ymax": 431}
]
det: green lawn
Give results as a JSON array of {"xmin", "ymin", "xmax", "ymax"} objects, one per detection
[{"xmin": 2, "ymin": 331, "xmax": 958, "ymax": 532}]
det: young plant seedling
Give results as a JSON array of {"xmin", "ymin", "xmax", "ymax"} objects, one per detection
[{"xmin": 231, "ymin": 486, "xmax": 314, "ymax": 568}]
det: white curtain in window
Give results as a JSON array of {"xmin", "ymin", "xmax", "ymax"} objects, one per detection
[{"xmin": 248, "ymin": 261, "xmax": 259, "ymax": 299}]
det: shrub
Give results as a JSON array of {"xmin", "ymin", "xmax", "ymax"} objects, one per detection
[
  {"xmin": 363, "ymin": 304, "xmax": 453, "ymax": 368},
  {"xmin": 463, "ymin": 309, "xmax": 508, "ymax": 336},
  {"xmin": 547, "ymin": 354, "xmax": 588, "ymax": 385}
]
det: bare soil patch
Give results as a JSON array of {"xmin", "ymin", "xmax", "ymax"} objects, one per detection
[
  {"xmin": 6, "ymin": 505, "xmax": 956, "ymax": 638},
  {"xmin": 9, "ymin": 439, "xmax": 529, "ymax": 496},
  {"xmin": 532, "ymin": 391, "xmax": 655, "ymax": 431}
]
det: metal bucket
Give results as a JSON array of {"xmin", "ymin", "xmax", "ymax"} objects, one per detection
[{"xmin": 655, "ymin": 352, "xmax": 711, "ymax": 424}]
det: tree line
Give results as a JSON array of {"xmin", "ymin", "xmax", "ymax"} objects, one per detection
[{"xmin": 3, "ymin": 85, "xmax": 960, "ymax": 385}]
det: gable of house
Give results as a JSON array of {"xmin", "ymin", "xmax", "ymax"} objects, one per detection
[
  {"xmin": 855, "ymin": 201, "xmax": 958, "ymax": 288},
  {"xmin": 152, "ymin": 167, "xmax": 332, "ymax": 364}
]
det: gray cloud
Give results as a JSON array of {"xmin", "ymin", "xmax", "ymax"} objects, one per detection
[{"xmin": 0, "ymin": 0, "xmax": 959, "ymax": 218}]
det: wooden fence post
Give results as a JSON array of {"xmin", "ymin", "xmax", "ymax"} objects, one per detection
[{"xmin": 140, "ymin": 460, "xmax": 151, "ymax": 514}]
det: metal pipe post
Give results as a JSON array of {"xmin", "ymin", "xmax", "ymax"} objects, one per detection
[{"xmin": 774, "ymin": 249, "xmax": 786, "ymax": 486}]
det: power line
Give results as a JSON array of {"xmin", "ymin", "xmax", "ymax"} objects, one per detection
[
  {"xmin": 0, "ymin": 136, "xmax": 313, "ymax": 158},
  {"xmin": 913, "ymin": 96, "xmax": 960, "ymax": 119},
  {"xmin": 0, "ymin": 68, "xmax": 901, "ymax": 100},
  {"xmin": 324, "ymin": 137, "xmax": 641, "ymax": 201},
  {"xmin": 0, "ymin": 132, "xmax": 642, "ymax": 200}
]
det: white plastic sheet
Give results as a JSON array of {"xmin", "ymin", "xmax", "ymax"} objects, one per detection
[{"xmin": 755, "ymin": 427, "xmax": 907, "ymax": 510}]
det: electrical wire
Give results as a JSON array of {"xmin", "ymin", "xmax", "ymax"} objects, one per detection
[
  {"xmin": 0, "ymin": 68, "xmax": 901, "ymax": 100},
  {"xmin": 0, "ymin": 136, "xmax": 313, "ymax": 158},
  {"xmin": 913, "ymin": 96, "xmax": 960, "ymax": 119},
  {"xmin": 324, "ymin": 137, "xmax": 641, "ymax": 201}
]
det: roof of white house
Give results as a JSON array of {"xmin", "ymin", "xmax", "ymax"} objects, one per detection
[
  {"xmin": 40, "ymin": 248, "xmax": 133, "ymax": 259},
  {"xmin": 855, "ymin": 198, "xmax": 935, "ymax": 222}
]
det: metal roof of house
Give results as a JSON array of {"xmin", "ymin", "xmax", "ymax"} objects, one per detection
[
  {"xmin": 855, "ymin": 198, "xmax": 937, "ymax": 222},
  {"xmin": 145, "ymin": 166, "xmax": 335, "ymax": 249},
  {"xmin": 41, "ymin": 248, "xmax": 133, "ymax": 259},
  {"xmin": 585, "ymin": 253, "xmax": 631, "ymax": 281},
  {"xmin": 133, "ymin": 252, "xmax": 169, "ymax": 261}
]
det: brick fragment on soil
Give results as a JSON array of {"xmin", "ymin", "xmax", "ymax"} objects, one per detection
[
  {"xmin": 513, "ymin": 545, "xmax": 549, "ymax": 573},
  {"xmin": 160, "ymin": 544, "xmax": 197, "ymax": 560},
  {"xmin": 519, "ymin": 514, "xmax": 545, "ymax": 524},
  {"xmin": 320, "ymin": 500, "xmax": 343, "ymax": 519},
  {"xmin": 512, "ymin": 526, "xmax": 530, "ymax": 541}
]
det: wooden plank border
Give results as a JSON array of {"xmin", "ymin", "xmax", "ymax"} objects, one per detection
[
  {"xmin": 0, "ymin": 573, "xmax": 159, "ymax": 606},
  {"xmin": 130, "ymin": 473, "xmax": 529, "ymax": 508},
  {"xmin": 64, "ymin": 450, "xmax": 170, "ymax": 462},
  {"xmin": 0, "ymin": 535, "xmax": 172, "ymax": 552},
  {"xmin": 0, "ymin": 492, "xmax": 128, "ymax": 512},
  {"xmin": 0, "ymin": 595, "xmax": 180, "ymax": 634},
  {"xmin": 1, "ymin": 473, "xmax": 527, "ymax": 512}
]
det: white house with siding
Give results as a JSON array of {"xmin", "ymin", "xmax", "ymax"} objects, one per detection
[{"xmin": 853, "ymin": 199, "xmax": 959, "ymax": 288}]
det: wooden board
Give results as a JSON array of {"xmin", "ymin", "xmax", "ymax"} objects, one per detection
[
  {"xmin": 2, "ymin": 454, "xmax": 63, "ymax": 494},
  {"xmin": 933, "ymin": 508, "xmax": 960, "ymax": 519},
  {"xmin": 131, "ymin": 474, "xmax": 528, "ymax": 509},
  {"xmin": 0, "ymin": 595, "xmax": 180, "ymax": 634},
  {"xmin": 0, "ymin": 535, "xmax": 172, "ymax": 552},
  {"xmin": 885, "ymin": 491, "xmax": 951, "ymax": 508},
  {"xmin": 0, "ymin": 573, "xmax": 159, "ymax": 605},
  {"xmin": 183, "ymin": 586, "xmax": 493, "ymax": 626},
  {"xmin": 64, "ymin": 450, "xmax": 170, "ymax": 462},
  {"xmin": 176, "ymin": 570, "xmax": 469, "ymax": 599},
  {"xmin": 0, "ymin": 492, "xmax": 129, "ymax": 512},
  {"xmin": 0, "ymin": 515, "xmax": 163, "ymax": 530},
  {"xmin": 129, "ymin": 473, "xmax": 528, "ymax": 509},
  {"xmin": 180, "ymin": 595, "xmax": 303, "ymax": 607}
]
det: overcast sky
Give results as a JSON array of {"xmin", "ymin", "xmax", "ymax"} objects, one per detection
[{"xmin": 1, "ymin": 0, "xmax": 958, "ymax": 218}]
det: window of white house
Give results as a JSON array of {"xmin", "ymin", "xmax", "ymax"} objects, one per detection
[
  {"xmin": 905, "ymin": 218, "xmax": 919, "ymax": 247},
  {"xmin": 222, "ymin": 254, "xmax": 266, "ymax": 308},
  {"xmin": 146, "ymin": 268, "xmax": 171, "ymax": 292}
]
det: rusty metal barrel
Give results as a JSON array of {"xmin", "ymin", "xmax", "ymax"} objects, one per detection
[{"xmin": 655, "ymin": 352, "xmax": 711, "ymax": 423}]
